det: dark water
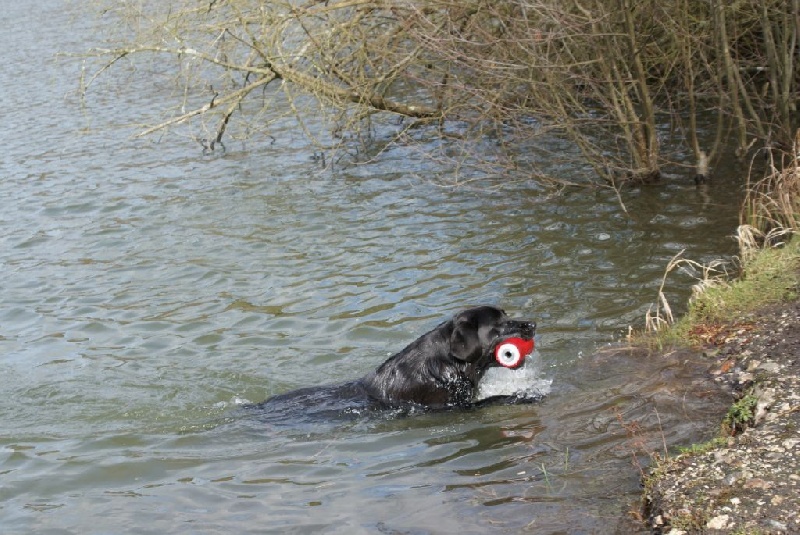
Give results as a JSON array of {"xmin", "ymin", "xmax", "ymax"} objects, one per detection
[{"xmin": 1, "ymin": 2, "xmax": 740, "ymax": 533}]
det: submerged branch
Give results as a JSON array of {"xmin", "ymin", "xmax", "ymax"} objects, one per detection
[{"xmin": 134, "ymin": 74, "xmax": 276, "ymax": 138}]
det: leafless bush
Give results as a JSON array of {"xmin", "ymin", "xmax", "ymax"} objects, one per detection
[{"xmin": 86, "ymin": 0, "xmax": 799, "ymax": 185}]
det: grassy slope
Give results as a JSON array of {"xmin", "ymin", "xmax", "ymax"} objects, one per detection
[{"xmin": 653, "ymin": 237, "xmax": 800, "ymax": 348}]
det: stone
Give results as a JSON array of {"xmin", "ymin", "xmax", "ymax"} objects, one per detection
[
  {"xmin": 758, "ymin": 361, "xmax": 781, "ymax": 373},
  {"xmin": 706, "ymin": 514, "xmax": 729, "ymax": 530},
  {"xmin": 768, "ymin": 519, "xmax": 788, "ymax": 531},
  {"xmin": 743, "ymin": 478, "xmax": 773, "ymax": 490}
]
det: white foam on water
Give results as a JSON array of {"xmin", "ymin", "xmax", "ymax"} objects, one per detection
[{"xmin": 474, "ymin": 352, "xmax": 552, "ymax": 402}]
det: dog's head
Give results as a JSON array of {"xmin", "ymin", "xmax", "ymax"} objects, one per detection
[
  {"xmin": 363, "ymin": 305, "xmax": 537, "ymax": 408},
  {"xmin": 449, "ymin": 306, "xmax": 536, "ymax": 370}
]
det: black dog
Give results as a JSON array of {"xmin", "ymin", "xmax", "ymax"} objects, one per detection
[{"xmin": 249, "ymin": 306, "xmax": 536, "ymax": 419}]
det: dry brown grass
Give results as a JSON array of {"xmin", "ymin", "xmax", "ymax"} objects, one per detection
[
  {"xmin": 742, "ymin": 129, "xmax": 800, "ymax": 245},
  {"xmin": 644, "ymin": 251, "xmax": 731, "ymax": 334}
]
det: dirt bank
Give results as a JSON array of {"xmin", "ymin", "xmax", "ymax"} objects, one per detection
[{"xmin": 644, "ymin": 299, "xmax": 800, "ymax": 534}]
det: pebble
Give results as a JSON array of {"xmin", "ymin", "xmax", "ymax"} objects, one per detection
[
  {"xmin": 743, "ymin": 478, "xmax": 772, "ymax": 489},
  {"xmin": 759, "ymin": 361, "xmax": 781, "ymax": 373},
  {"xmin": 768, "ymin": 519, "xmax": 788, "ymax": 531},
  {"xmin": 706, "ymin": 514, "xmax": 729, "ymax": 530}
]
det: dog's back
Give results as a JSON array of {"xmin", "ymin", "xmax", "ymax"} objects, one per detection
[{"xmin": 245, "ymin": 382, "xmax": 378, "ymax": 424}]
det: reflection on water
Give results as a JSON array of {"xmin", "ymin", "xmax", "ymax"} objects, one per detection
[{"xmin": 0, "ymin": 0, "xmax": 740, "ymax": 533}]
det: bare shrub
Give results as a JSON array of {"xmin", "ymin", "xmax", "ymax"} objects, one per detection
[{"xmin": 85, "ymin": 0, "xmax": 799, "ymax": 185}]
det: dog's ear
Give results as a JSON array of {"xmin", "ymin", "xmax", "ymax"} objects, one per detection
[{"xmin": 449, "ymin": 317, "xmax": 483, "ymax": 362}]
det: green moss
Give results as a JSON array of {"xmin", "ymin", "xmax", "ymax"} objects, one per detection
[{"xmin": 667, "ymin": 509, "xmax": 709, "ymax": 532}]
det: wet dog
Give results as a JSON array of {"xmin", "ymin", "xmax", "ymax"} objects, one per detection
[{"xmin": 248, "ymin": 306, "xmax": 536, "ymax": 419}]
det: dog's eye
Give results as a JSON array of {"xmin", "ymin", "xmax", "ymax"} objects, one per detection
[{"xmin": 495, "ymin": 342, "xmax": 523, "ymax": 368}]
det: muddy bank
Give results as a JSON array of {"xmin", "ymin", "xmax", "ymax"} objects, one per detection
[{"xmin": 644, "ymin": 300, "xmax": 800, "ymax": 534}]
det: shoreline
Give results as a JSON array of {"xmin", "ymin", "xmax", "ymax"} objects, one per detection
[{"xmin": 643, "ymin": 299, "xmax": 800, "ymax": 534}]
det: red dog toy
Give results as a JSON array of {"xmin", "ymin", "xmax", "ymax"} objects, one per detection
[{"xmin": 494, "ymin": 337, "xmax": 535, "ymax": 369}]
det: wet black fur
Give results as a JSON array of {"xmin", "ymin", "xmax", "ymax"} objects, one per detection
[{"xmin": 250, "ymin": 306, "xmax": 536, "ymax": 417}]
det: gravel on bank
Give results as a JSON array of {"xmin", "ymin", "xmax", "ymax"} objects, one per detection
[{"xmin": 644, "ymin": 300, "xmax": 800, "ymax": 534}]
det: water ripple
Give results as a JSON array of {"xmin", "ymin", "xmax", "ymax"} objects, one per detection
[{"xmin": 0, "ymin": 0, "xmax": 743, "ymax": 532}]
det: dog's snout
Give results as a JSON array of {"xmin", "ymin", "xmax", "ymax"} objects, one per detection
[
  {"xmin": 504, "ymin": 320, "xmax": 536, "ymax": 338},
  {"xmin": 523, "ymin": 321, "xmax": 536, "ymax": 337}
]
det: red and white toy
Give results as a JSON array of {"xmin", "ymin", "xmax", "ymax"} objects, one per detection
[{"xmin": 494, "ymin": 337, "xmax": 535, "ymax": 369}]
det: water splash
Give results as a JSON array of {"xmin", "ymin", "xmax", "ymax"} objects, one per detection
[{"xmin": 474, "ymin": 351, "xmax": 552, "ymax": 401}]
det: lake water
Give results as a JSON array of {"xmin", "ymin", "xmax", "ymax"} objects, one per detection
[{"xmin": 1, "ymin": 2, "xmax": 742, "ymax": 533}]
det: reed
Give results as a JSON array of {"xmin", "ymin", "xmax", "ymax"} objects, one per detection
[
  {"xmin": 741, "ymin": 130, "xmax": 800, "ymax": 247},
  {"xmin": 644, "ymin": 251, "xmax": 730, "ymax": 335}
]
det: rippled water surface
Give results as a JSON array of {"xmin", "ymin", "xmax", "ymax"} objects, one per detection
[{"xmin": 2, "ymin": 2, "xmax": 742, "ymax": 533}]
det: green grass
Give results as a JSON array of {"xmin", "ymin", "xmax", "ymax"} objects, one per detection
[
  {"xmin": 723, "ymin": 394, "xmax": 758, "ymax": 435},
  {"xmin": 676, "ymin": 437, "xmax": 728, "ymax": 456},
  {"xmin": 649, "ymin": 236, "xmax": 800, "ymax": 347},
  {"xmin": 689, "ymin": 238, "xmax": 798, "ymax": 320}
]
